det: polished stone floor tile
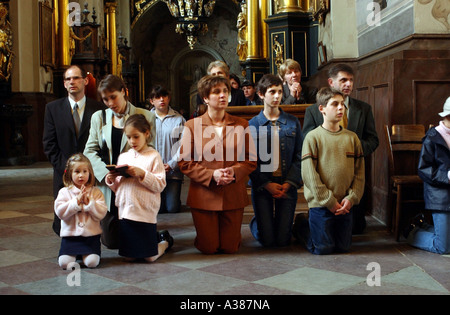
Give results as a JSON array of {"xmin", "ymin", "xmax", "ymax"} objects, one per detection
[
  {"xmin": 198, "ymin": 257, "xmax": 300, "ymax": 282},
  {"xmin": 0, "ymin": 249, "xmax": 41, "ymax": 268},
  {"xmin": 137, "ymin": 269, "xmax": 247, "ymax": 295},
  {"xmin": 0, "ymin": 162, "xmax": 449, "ymax": 296},
  {"xmin": 382, "ymin": 265, "xmax": 448, "ymax": 293},
  {"xmin": 254, "ymin": 267, "xmax": 365, "ymax": 295},
  {"xmin": 14, "ymin": 272, "xmax": 125, "ymax": 295}
]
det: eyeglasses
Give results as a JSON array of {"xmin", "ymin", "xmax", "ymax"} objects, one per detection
[{"xmin": 64, "ymin": 76, "xmax": 84, "ymax": 82}]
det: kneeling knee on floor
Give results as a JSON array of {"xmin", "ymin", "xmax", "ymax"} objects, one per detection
[{"xmin": 83, "ymin": 254, "xmax": 100, "ymax": 268}]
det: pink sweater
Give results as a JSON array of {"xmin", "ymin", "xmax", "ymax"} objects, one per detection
[
  {"xmin": 106, "ymin": 147, "xmax": 166, "ymax": 224},
  {"xmin": 55, "ymin": 186, "xmax": 107, "ymax": 237}
]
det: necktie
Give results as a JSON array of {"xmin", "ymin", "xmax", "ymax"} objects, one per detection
[
  {"xmin": 339, "ymin": 106, "xmax": 348, "ymax": 129},
  {"xmin": 73, "ymin": 103, "xmax": 81, "ymax": 136}
]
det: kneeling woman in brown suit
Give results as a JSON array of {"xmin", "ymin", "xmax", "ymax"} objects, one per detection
[{"xmin": 178, "ymin": 75, "xmax": 257, "ymax": 254}]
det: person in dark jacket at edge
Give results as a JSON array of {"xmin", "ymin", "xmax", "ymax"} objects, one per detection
[{"xmin": 404, "ymin": 97, "xmax": 450, "ymax": 255}]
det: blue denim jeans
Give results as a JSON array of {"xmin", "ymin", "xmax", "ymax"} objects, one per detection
[
  {"xmin": 304, "ymin": 207, "xmax": 353, "ymax": 255},
  {"xmin": 407, "ymin": 211, "xmax": 450, "ymax": 255},
  {"xmin": 159, "ymin": 179, "xmax": 182, "ymax": 213},
  {"xmin": 250, "ymin": 185, "xmax": 297, "ymax": 247}
]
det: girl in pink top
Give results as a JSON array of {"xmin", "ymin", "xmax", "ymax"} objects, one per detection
[
  {"xmin": 106, "ymin": 114, "xmax": 173, "ymax": 262},
  {"xmin": 55, "ymin": 153, "xmax": 107, "ymax": 269}
]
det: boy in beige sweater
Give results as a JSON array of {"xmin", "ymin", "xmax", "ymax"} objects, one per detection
[{"xmin": 297, "ymin": 87, "xmax": 365, "ymax": 254}]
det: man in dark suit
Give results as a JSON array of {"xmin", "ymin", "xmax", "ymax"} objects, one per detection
[
  {"xmin": 43, "ymin": 65, "xmax": 104, "ymax": 235},
  {"xmin": 302, "ymin": 63, "xmax": 379, "ymax": 233}
]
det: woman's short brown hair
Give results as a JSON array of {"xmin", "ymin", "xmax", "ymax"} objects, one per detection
[
  {"xmin": 197, "ymin": 75, "xmax": 231, "ymax": 100},
  {"xmin": 98, "ymin": 74, "xmax": 128, "ymax": 100},
  {"xmin": 278, "ymin": 59, "xmax": 302, "ymax": 79}
]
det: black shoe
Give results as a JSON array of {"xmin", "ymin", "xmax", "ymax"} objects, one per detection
[
  {"xmin": 412, "ymin": 213, "xmax": 425, "ymax": 228},
  {"xmin": 403, "ymin": 213, "xmax": 426, "ymax": 239},
  {"xmin": 158, "ymin": 230, "xmax": 174, "ymax": 252}
]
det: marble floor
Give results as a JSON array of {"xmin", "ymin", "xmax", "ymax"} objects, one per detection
[{"xmin": 0, "ymin": 162, "xmax": 449, "ymax": 296}]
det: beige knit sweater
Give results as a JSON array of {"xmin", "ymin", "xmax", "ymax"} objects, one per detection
[{"xmin": 301, "ymin": 126, "xmax": 365, "ymax": 210}]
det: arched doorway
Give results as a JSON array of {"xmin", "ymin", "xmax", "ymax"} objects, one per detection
[
  {"xmin": 169, "ymin": 46, "xmax": 223, "ymax": 117},
  {"xmin": 130, "ymin": 0, "xmax": 242, "ymax": 112}
]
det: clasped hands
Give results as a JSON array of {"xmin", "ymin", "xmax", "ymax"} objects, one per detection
[
  {"xmin": 330, "ymin": 199, "xmax": 352, "ymax": 216},
  {"xmin": 213, "ymin": 167, "xmax": 235, "ymax": 186},
  {"xmin": 289, "ymin": 81, "xmax": 302, "ymax": 100},
  {"xmin": 264, "ymin": 182, "xmax": 291, "ymax": 199},
  {"xmin": 76, "ymin": 185, "xmax": 90, "ymax": 207}
]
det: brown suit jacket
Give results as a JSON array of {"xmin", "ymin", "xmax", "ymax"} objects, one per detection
[{"xmin": 178, "ymin": 112, "xmax": 257, "ymax": 211}]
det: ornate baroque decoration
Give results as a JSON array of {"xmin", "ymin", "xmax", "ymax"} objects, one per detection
[
  {"xmin": 236, "ymin": 2, "xmax": 247, "ymax": 61},
  {"xmin": 273, "ymin": 35, "xmax": 284, "ymax": 71},
  {"xmin": 312, "ymin": 0, "xmax": 330, "ymax": 25},
  {"xmin": 0, "ymin": 2, "xmax": 13, "ymax": 81},
  {"xmin": 162, "ymin": 0, "xmax": 216, "ymax": 49}
]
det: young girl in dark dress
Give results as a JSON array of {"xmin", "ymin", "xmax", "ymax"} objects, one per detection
[
  {"xmin": 106, "ymin": 114, "xmax": 173, "ymax": 261},
  {"xmin": 55, "ymin": 153, "xmax": 107, "ymax": 269}
]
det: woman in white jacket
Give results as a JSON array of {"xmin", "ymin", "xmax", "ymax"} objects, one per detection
[
  {"xmin": 83, "ymin": 74, "xmax": 155, "ymax": 249},
  {"xmin": 55, "ymin": 153, "xmax": 107, "ymax": 269}
]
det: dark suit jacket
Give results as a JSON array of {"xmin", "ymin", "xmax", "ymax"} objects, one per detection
[
  {"xmin": 43, "ymin": 97, "xmax": 104, "ymax": 198},
  {"xmin": 302, "ymin": 97, "xmax": 379, "ymax": 156},
  {"xmin": 282, "ymin": 83, "xmax": 318, "ymax": 105}
]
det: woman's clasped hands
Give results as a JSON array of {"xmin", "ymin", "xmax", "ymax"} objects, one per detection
[{"xmin": 213, "ymin": 167, "xmax": 235, "ymax": 186}]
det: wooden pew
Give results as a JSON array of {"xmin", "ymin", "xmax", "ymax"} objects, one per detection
[{"xmin": 225, "ymin": 104, "xmax": 311, "ymax": 125}]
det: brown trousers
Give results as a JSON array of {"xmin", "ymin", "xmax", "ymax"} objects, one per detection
[{"xmin": 191, "ymin": 208, "xmax": 244, "ymax": 254}]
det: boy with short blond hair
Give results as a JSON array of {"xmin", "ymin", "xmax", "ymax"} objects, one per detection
[{"xmin": 298, "ymin": 87, "xmax": 365, "ymax": 254}]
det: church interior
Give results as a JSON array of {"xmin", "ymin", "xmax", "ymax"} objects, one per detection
[{"xmin": 0, "ymin": 0, "xmax": 449, "ymax": 296}]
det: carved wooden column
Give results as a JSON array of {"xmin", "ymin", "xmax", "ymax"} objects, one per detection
[
  {"xmin": 265, "ymin": 0, "xmax": 316, "ymax": 80},
  {"xmin": 105, "ymin": 1, "xmax": 118, "ymax": 75},
  {"xmin": 241, "ymin": 0, "xmax": 269, "ymax": 84}
]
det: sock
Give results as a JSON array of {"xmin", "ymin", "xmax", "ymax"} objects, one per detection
[
  {"xmin": 58, "ymin": 255, "xmax": 76, "ymax": 269},
  {"xmin": 83, "ymin": 254, "xmax": 100, "ymax": 268}
]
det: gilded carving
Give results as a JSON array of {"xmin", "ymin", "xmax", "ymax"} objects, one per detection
[
  {"xmin": 236, "ymin": 3, "xmax": 247, "ymax": 61},
  {"xmin": 312, "ymin": 0, "xmax": 329, "ymax": 25},
  {"xmin": 273, "ymin": 35, "xmax": 284, "ymax": 71},
  {"xmin": 204, "ymin": 0, "xmax": 215, "ymax": 17},
  {"xmin": 135, "ymin": 0, "xmax": 147, "ymax": 12},
  {"xmin": 69, "ymin": 28, "xmax": 92, "ymax": 58},
  {"xmin": 0, "ymin": 3, "xmax": 13, "ymax": 81},
  {"xmin": 163, "ymin": 0, "xmax": 180, "ymax": 17}
]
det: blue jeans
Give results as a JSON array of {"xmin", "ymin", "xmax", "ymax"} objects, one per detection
[
  {"xmin": 407, "ymin": 211, "xmax": 450, "ymax": 255},
  {"xmin": 159, "ymin": 179, "xmax": 182, "ymax": 213},
  {"xmin": 250, "ymin": 186, "xmax": 297, "ymax": 247},
  {"xmin": 303, "ymin": 207, "xmax": 353, "ymax": 255}
]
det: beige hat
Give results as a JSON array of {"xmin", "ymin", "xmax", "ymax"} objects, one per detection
[{"xmin": 439, "ymin": 97, "xmax": 450, "ymax": 117}]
